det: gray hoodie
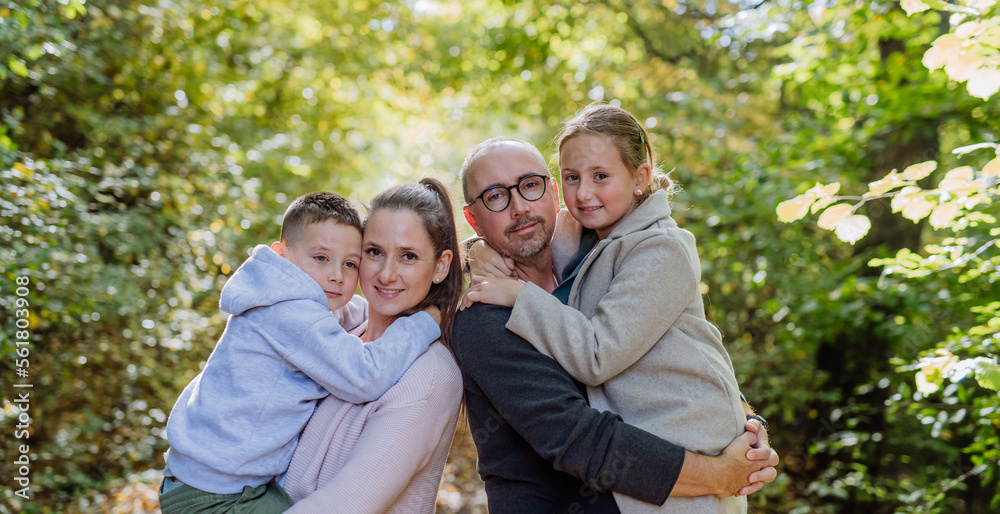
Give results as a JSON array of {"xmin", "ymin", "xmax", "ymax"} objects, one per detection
[{"xmin": 164, "ymin": 244, "xmax": 439, "ymax": 494}]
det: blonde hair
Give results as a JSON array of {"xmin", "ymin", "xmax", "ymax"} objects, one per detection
[{"xmin": 556, "ymin": 103, "xmax": 675, "ymax": 204}]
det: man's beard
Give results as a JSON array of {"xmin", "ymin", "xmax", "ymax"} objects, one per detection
[{"xmin": 498, "ymin": 215, "xmax": 552, "ymax": 260}]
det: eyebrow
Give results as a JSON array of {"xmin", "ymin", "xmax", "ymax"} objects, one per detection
[
  {"xmin": 311, "ymin": 245, "xmax": 361, "ymax": 258},
  {"xmin": 479, "ymin": 172, "xmax": 546, "ymax": 192},
  {"xmin": 363, "ymin": 241, "xmax": 423, "ymax": 255}
]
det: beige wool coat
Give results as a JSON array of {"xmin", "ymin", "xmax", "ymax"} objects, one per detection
[{"xmin": 507, "ymin": 190, "xmax": 747, "ymax": 513}]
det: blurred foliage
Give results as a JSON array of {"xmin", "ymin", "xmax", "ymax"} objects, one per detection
[{"xmin": 1, "ymin": 0, "xmax": 998, "ymax": 512}]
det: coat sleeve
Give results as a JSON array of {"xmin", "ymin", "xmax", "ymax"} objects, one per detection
[
  {"xmin": 284, "ymin": 310, "xmax": 439, "ymax": 404},
  {"xmin": 452, "ymin": 304, "xmax": 683, "ymax": 506},
  {"xmin": 506, "ymin": 233, "xmax": 699, "ymax": 386},
  {"xmin": 285, "ymin": 355, "xmax": 462, "ymax": 513}
]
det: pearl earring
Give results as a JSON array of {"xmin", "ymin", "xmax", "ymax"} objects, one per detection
[{"xmin": 635, "ymin": 189, "xmax": 642, "ymax": 195}]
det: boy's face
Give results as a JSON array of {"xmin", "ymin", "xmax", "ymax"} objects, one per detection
[{"xmin": 272, "ymin": 219, "xmax": 362, "ymax": 312}]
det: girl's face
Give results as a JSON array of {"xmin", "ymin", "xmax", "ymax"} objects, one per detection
[
  {"xmin": 559, "ymin": 133, "xmax": 650, "ymax": 239},
  {"xmin": 360, "ymin": 209, "xmax": 450, "ymax": 321}
]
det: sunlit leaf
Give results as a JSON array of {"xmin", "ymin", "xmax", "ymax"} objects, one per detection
[
  {"xmin": 867, "ymin": 171, "xmax": 904, "ymax": 195},
  {"xmin": 983, "ymin": 157, "xmax": 1000, "ymax": 178},
  {"xmin": 929, "ymin": 201, "xmax": 961, "ymax": 228},
  {"xmin": 901, "ymin": 161, "xmax": 937, "ymax": 181},
  {"xmin": 938, "ymin": 166, "xmax": 975, "ymax": 194},
  {"xmin": 901, "ymin": 195, "xmax": 936, "ymax": 222},
  {"xmin": 951, "ymin": 142, "xmax": 997, "ymax": 155},
  {"xmin": 915, "ymin": 368, "xmax": 940, "ymax": 394},
  {"xmin": 776, "ymin": 195, "xmax": 814, "ymax": 222},
  {"xmin": 810, "ymin": 195, "xmax": 837, "ymax": 213},
  {"xmin": 923, "ymin": 34, "xmax": 960, "ymax": 71},
  {"xmin": 967, "ymin": 67, "xmax": 1000, "ymax": 99},
  {"xmin": 834, "ymin": 214, "xmax": 871, "ymax": 244},
  {"xmin": 817, "ymin": 203, "xmax": 853, "ymax": 230},
  {"xmin": 891, "ymin": 186, "xmax": 922, "ymax": 213},
  {"xmin": 900, "ymin": 0, "xmax": 930, "ymax": 15}
]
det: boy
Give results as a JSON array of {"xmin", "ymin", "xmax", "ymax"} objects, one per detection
[{"xmin": 159, "ymin": 192, "xmax": 440, "ymax": 513}]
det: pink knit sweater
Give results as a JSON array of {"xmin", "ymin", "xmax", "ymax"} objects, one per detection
[{"xmin": 283, "ymin": 322, "xmax": 463, "ymax": 513}]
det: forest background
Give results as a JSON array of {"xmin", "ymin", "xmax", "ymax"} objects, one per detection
[{"xmin": 2, "ymin": 0, "xmax": 999, "ymax": 512}]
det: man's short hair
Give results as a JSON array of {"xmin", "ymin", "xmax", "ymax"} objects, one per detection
[
  {"xmin": 458, "ymin": 137, "xmax": 546, "ymax": 204},
  {"xmin": 279, "ymin": 192, "xmax": 362, "ymax": 247}
]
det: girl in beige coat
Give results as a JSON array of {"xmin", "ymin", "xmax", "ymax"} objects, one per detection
[{"xmin": 465, "ymin": 103, "xmax": 748, "ymax": 513}]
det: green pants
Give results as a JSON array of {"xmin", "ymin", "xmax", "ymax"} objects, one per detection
[{"xmin": 158, "ymin": 477, "xmax": 293, "ymax": 514}]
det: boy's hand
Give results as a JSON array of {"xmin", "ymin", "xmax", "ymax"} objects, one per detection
[
  {"xmin": 462, "ymin": 276, "xmax": 524, "ymax": 309},
  {"xmin": 423, "ymin": 305, "xmax": 442, "ymax": 325},
  {"xmin": 468, "ymin": 239, "xmax": 517, "ymax": 280}
]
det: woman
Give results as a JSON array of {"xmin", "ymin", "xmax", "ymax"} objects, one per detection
[{"xmin": 282, "ymin": 178, "xmax": 464, "ymax": 513}]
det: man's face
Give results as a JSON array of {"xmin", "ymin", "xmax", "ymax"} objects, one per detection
[{"xmin": 462, "ymin": 142, "xmax": 560, "ymax": 262}]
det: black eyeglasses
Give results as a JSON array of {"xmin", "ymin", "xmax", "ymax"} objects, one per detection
[{"xmin": 470, "ymin": 174, "xmax": 549, "ymax": 212}]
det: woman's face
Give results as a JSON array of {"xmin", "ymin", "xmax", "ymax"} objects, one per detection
[{"xmin": 360, "ymin": 209, "xmax": 450, "ymax": 320}]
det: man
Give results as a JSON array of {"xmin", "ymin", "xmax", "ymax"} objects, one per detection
[{"xmin": 452, "ymin": 137, "xmax": 779, "ymax": 513}]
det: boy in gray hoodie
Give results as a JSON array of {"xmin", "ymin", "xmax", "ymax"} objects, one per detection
[{"xmin": 159, "ymin": 192, "xmax": 440, "ymax": 513}]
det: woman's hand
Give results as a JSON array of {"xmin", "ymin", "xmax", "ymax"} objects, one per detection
[
  {"xmin": 468, "ymin": 239, "xmax": 517, "ymax": 280},
  {"xmin": 461, "ymin": 276, "xmax": 525, "ymax": 309},
  {"xmin": 423, "ymin": 305, "xmax": 442, "ymax": 325}
]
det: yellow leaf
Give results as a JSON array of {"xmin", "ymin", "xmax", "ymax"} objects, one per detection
[
  {"xmin": 776, "ymin": 195, "xmax": 813, "ymax": 223},
  {"xmin": 929, "ymin": 201, "xmax": 961, "ymax": 229},
  {"xmin": 902, "ymin": 161, "xmax": 937, "ymax": 181},
  {"xmin": 901, "ymin": 195, "xmax": 935, "ymax": 222},
  {"xmin": 834, "ymin": 215, "xmax": 871, "ymax": 244},
  {"xmin": 818, "ymin": 203, "xmax": 853, "ymax": 230},
  {"xmin": 983, "ymin": 157, "xmax": 1000, "ymax": 178}
]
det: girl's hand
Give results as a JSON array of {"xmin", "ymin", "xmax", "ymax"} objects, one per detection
[
  {"xmin": 461, "ymin": 276, "xmax": 525, "ymax": 309},
  {"xmin": 468, "ymin": 239, "xmax": 517, "ymax": 280},
  {"xmin": 422, "ymin": 305, "xmax": 442, "ymax": 325}
]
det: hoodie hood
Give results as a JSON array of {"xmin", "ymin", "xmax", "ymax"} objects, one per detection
[
  {"xmin": 605, "ymin": 189, "xmax": 676, "ymax": 240},
  {"xmin": 219, "ymin": 244, "xmax": 327, "ymax": 316}
]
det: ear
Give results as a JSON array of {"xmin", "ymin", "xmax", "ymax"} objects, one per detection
[
  {"xmin": 463, "ymin": 206, "xmax": 483, "ymax": 236},
  {"xmin": 270, "ymin": 241, "xmax": 288, "ymax": 257},
  {"xmin": 434, "ymin": 249, "xmax": 454, "ymax": 283},
  {"xmin": 634, "ymin": 163, "xmax": 652, "ymax": 194}
]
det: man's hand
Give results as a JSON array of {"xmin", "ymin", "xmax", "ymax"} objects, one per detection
[
  {"xmin": 672, "ymin": 420, "xmax": 779, "ymax": 498},
  {"xmin": 468, "ymin": 239, "xmax": 517, "ymax": 280},
  {"xmin": 462, "ymin": 276, "xmax": 525, "ymax": 309}
]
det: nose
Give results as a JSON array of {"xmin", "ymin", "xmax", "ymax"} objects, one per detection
[
  {"xmin": 508, "ymin": 190, "xmax": 530, "ymax": 218},
  {"xmin": 377, "ymin": 259, "xmax": 398, "ymax": 283},
  {"xmin": 328, "ymin": 264, "xmax": 343, "ymax": 284},
  {"xmin": 576, "ymin": 179, "xmax": 593, "ymax": 202}
]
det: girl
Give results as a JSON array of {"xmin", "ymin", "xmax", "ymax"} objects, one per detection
[
  {"xmin": 283, "ymin": 178, "xmax": 465, "ymax": 513},
  {"xmin": 466, "ymin": 104, "xmax": 748, "ymax": 513}
]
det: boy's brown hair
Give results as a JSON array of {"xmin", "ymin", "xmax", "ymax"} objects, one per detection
[{"xmin": 279, "ymin": 192, "xmax": 362, "ymax": 247}]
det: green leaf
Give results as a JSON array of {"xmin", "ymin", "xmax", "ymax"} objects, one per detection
[{"xmin": 8, "ymin": 56, "xmax": 28, "ymax": 77}]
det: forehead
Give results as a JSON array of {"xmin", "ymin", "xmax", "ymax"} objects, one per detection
[
  {"xmin": 466, "ymin": 143, "xmax": 549, "ymax": 193},
  {"xmin": 363, "ymin": 209, "xmax": 433, "ymax": 249},
  {"xmin": 560, "ymin": 133, "xmax": 621, "ymax": 166},
  {"xmin": 298, "ymin": 219, "xmax": 361, "ymax": 248}
]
